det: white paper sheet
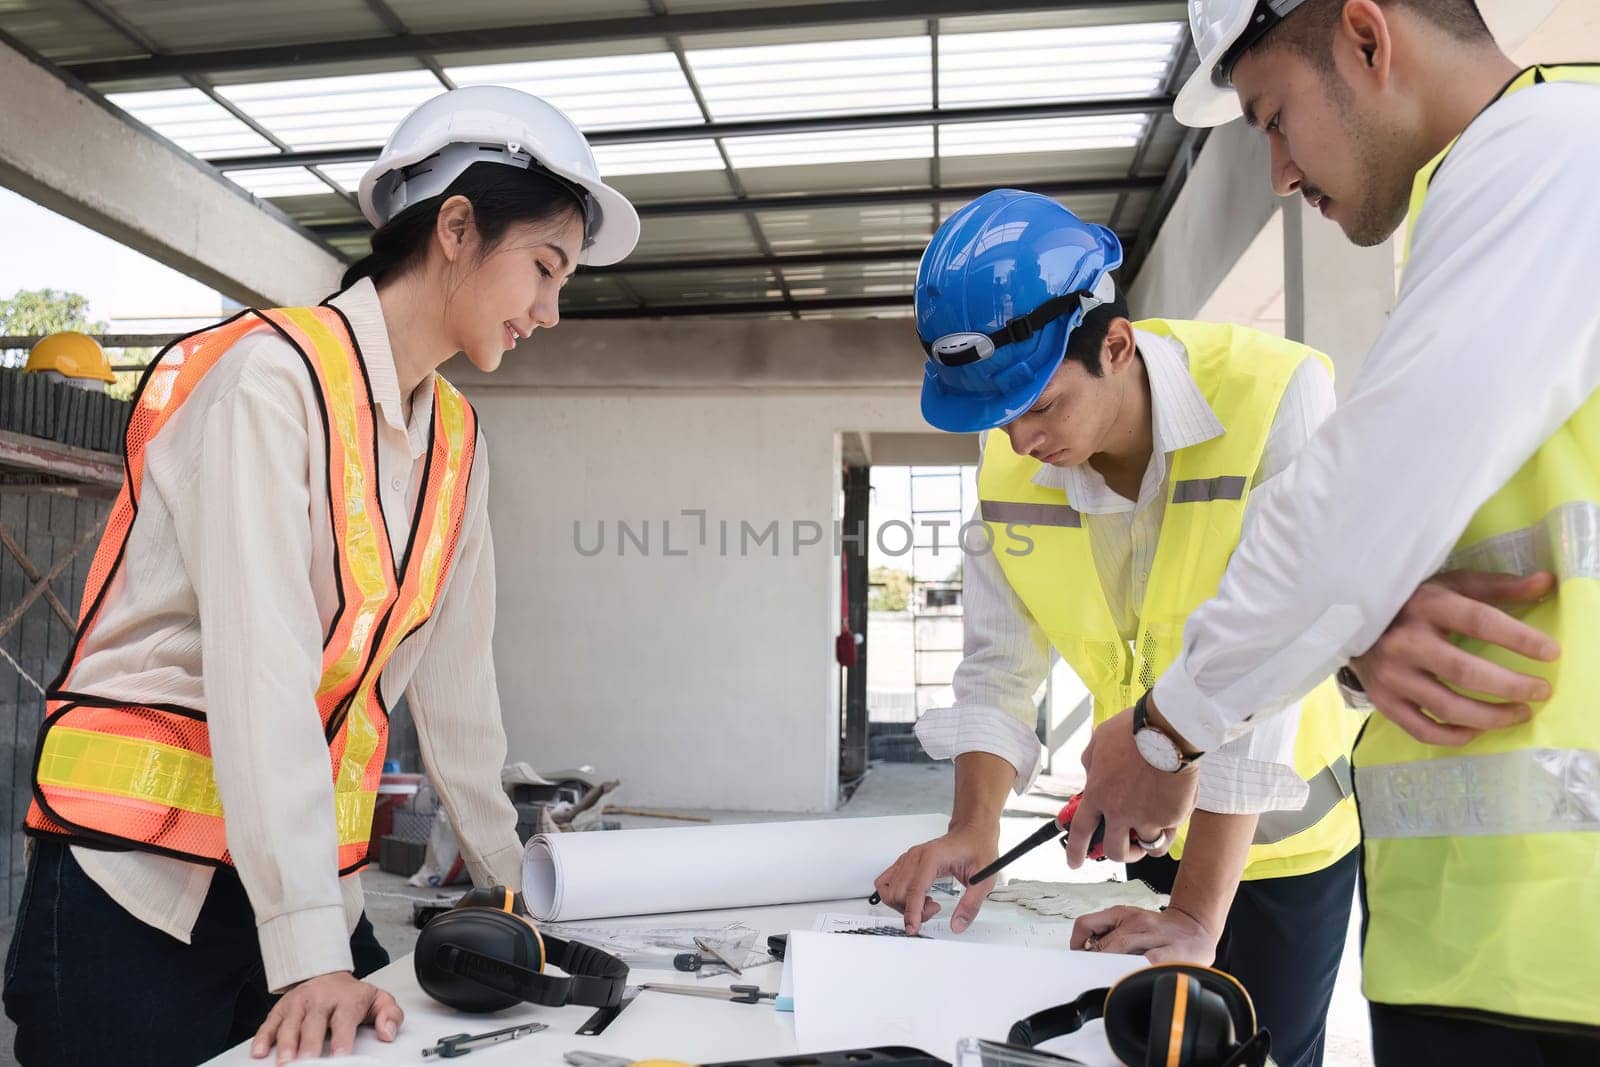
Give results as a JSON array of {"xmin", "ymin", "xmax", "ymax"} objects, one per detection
[
  {"xmin": 788, "ymin": 929, "xmax": 1144, "ymax": 1066},
  {"xmin": 522, "ymin": 813, "xmax": 948, "ymax": 921},
  {"xmin": 812, "ymin": 912, "xmax": 1067, "ymax": 948}
]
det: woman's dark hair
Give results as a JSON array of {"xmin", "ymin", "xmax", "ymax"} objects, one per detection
[
  {"xmin": 1061, "ymin": 282, "xmax": 1131, "ymax": 377},
  {"xmin": 341, "ymin": 160, "xmax": 587, "ymax": 290}
]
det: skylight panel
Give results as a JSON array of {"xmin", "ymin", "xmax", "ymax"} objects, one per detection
[
  {"xmin": 106, "ymin": 88, "xmax": 276, "ymax": 158},
  {"xmin": 225, "ymin": 167, "xmax": 331, "ymax": 199},
  {"xmin": 592, "ymin": 139, "xmax": 725, "ymax": 176},
  {"xmin": 724, "ymin": 125, "xmax": 932, "ymax": 169},
  {"xmin": 940, "ymin": 116, "xmax": 1148, "ymax": 158},
  {"xmin": 446, "ymin": 54, "xmax": 705, "ymax": 130},
  {"xmin": 214, "ymin": 71, "xmax": 443, "ymax": 150},
  {"xmin": 315, "ymin": 161, "xmax": 373, "ymax": 194},
  {"xmin": 939, "ymin": 22, "xmax": 1183, "ymax": 107},
  {"xmin": 687, "ymin": 36, "xmax": 931, "ymax": 121}
]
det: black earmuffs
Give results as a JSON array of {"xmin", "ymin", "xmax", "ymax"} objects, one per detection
[
  {"xmin": 413, "ymin": 886, "xmax": 629, "ymax": 1013},
  {"xmin": 1006, "ymin": 963, "xmax": 1270, "ymax": 1067}
]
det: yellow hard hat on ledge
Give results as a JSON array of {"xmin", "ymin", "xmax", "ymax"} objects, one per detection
[{"xmin": 25, "ymin": 331, "xmax": 115, "ymax": 383}]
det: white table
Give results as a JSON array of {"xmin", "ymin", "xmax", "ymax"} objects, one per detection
[{"xmin": 205, "ymin": 898, "xmax": 1100, "ymax": 1066}]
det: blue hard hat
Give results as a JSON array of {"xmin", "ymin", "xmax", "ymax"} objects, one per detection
[{"xmin": 916, "ymin": 190, "xmax": 1123, "ymax": 433}]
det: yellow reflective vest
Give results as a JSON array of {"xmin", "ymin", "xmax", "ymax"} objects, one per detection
[
  {"xmin": 1357, "ymin": 64, "xmax": 1600, "ymax": 1030},
  {"xmin": 979, "ymin": 318, "xmax": 1363, "ymax": 881}
]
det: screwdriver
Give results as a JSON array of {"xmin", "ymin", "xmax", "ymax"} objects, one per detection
[{"xmin": 868, "ymin": 794, "xmax": 1113, "ymax": 906}]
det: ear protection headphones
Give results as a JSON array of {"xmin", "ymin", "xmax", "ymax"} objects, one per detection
[
  {"xmin": 1006, "ymin": 964, "xmax": 1271, "ymax": 1067},
  {"xmin": 414, "ymin": 886, "xmax": 629, "ymax": 1013}
]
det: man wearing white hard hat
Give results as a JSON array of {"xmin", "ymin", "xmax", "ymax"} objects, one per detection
[
  {"xmin": 3, "ymin": 86, "xmax": 639, "ymax": 1065},
  {"xmin": 1065, "ymin": 1, "xmax": 1600, "ymax": 1063}
]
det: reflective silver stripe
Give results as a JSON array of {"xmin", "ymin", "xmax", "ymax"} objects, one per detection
[
  {"xmin": 1356, "ymin": 748, "xmax": 1600, "ymax": 840},
  {"xmin": 1171, "ymin": 476, "xmax": 1247, "ymax": 504},
  {"xmin": 980, "ymin": 500, "xmax": 1082, "ymax": 528},
  {"xmin": 1446, "ymin": 500, "xmax": 1600, "ymax": 580},
  {"xmin": 1253, "ymin": 756, "xmax": 1352, "ymax": 844}
]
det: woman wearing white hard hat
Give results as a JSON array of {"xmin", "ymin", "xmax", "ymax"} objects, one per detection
[{"xmin": 3, "ymin": 86, "xmax": 637, "ymax": 1066}]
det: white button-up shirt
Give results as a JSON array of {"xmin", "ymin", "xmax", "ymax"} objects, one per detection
[
  {"xmin": 916, "ymin": 327, "xmax": 1334, "ymax": 814},
  {"xmin": 1151, "ymin": 82, "xmax": 1600, "ymax": 753},
  {"xmin": 65, "ymin": 280, "xmax": 523, "ymax": 993}
]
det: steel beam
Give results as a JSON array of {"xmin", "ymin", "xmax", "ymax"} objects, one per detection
[
  {"xmin": 563, "ymin": 295, "xmax": 908, "ymax": 318},
  {"xmin": 0, "ymin": 32, "xmax": 344, "ymax": 307},
  {"xmin": 64, "ymin": 1, "xmax": 1183, "ymax": 83},
  {"xmin": 308, "ymin": 175, "xmax": 1160, "ymax": 240},
  {"xmin": 204, "ymin": 96, "xmax": 1174, "ymax": 172}
]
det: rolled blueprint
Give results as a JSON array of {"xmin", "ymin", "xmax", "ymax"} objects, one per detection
[{"xmin": 522, "ymin": 813, "xmax": 948, "ymax": 921}]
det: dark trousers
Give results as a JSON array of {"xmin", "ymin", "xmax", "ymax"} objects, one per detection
[
  {"xmin": 1371, "ymin": 1000, "xmax": 1600, "ymax": 1065},
  {"xmin": 3, "ymin": 837, "xmax": 389, "ymax": 1067},
  {"xmin": 1127, "ymin": 845, "xmax": 1358, "ymax": 1067}
]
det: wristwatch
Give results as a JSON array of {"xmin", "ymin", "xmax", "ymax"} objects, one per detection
[{"xmin": 1132, "ymin": 692, "xmax": 1200, "ymax": 773}]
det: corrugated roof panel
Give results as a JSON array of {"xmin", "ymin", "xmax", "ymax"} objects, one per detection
[
  {"xmin": 686, "ymin": 36, "xmax": 930, "ymax": 121},
  {"xmin": 796, "ymin": 305, "xmax": 912, "ymax": 319},
  {"xmin": 445, "ymin": 54, "xmax": 704, "ymax": 130},
  {"xmin": 105, "ymin": 87, "xmax": 277, "ymax": 158},
  {"xmin": 592, "ymin": 139, "xmax": 725, "ymax": 177},
  {"xmin": 756, "ymin": 203, "xmax": 936, "ymax": 252},
  {"xmin": 941, "ymin": 4, "xmax": 1184, "ymax": 34},
  {"xmin": 626, "ymin": 268, "xmax": 781, "ymax": 305},
  {"xmin": 386, "ymin": 0, "xmax": 652, "ymax": 33},
  {"xmin": 939, "ymin": 21, "xmax": 1183, "ymax": 107},
  {"xmin": 778, "ymin": 260, "xmax": 920, "ymax": 286},
  {"xmin": 215, "ymin": 71, "xmax": 443, "ymax": 150},
  {"xmin": 631, "ymin": 215, "xmax": 763, "ymax": 259},
  {"xmin": 557, "ymin": 273, "xmax": 639, "ymax": 308},
  {"xmin": 315, "ymin": 162, "xmax": 373, "ymax": 194},
  {"xmin": 933, "ymin": 193, "xmax": 1123, "ymax": 228},
  {"xmin": 936, "ymin": 144, "xmax": 1139, "ymax": 186},
  {"xmin": 107, "ymin": 0, "xmax": 385, "ymax": 53},
  {"xmin": 0, "ymin": 1, "xmax": 139, "ymax": 64},
  {"xmin": 608, "ymin": 168, "xmax": 735, "ymax": 202},
  {"xmin": 724, "ymin": 126, "xmax": 933, "ymax": 169},
  {"xmin": 733, "ymin": 156, "xmax": 931, "ymax": 196},
  {"xmin": 940, "ymin": 116, "xmax": 1148, "ymax": 158},
  {"xmin": 226, "ymin": 167, "xmax": 333, "ymax": 199}
]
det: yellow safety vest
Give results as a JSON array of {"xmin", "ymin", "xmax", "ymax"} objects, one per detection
[
  {"xmin": 979, "ymin": 318, "xmax": 1363, "ymax": 881},
  {"xmin": 1357, "ymin": 65, "xmax": 1600, "ymax": 1030}
]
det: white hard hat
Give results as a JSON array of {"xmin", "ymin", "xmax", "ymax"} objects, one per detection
[
  {"xmin": 1175, "ymin": 0, "xmax": 1559, "ymax": 128},
  {"xmin": 1174, "ymin": 0, "xmax": 1314, "ymax": 127},
  {"xmin": 358, "ymin": 85, "xmax": 640, "ymax": 266}
]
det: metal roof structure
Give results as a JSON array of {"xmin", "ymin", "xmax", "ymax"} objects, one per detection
[{"xmin": 0, "ymin": 1, "xmax": 1205, "ymax": 319}]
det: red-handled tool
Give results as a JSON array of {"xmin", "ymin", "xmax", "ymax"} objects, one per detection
[
  {"xmin": 868, "ymin": 794, "xmax": 1116, "ymax": 906},
  {"xmin": 965, "ymin": 794, "xmax": 1110, "ymax": 887}
]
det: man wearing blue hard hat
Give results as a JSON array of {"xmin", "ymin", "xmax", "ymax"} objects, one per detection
[{"xmin": 873, "ymin": 189, "xmax": 1362, "ymax": 1067}]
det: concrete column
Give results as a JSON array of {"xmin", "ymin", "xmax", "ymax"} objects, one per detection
[
  {"xmin": 1281, "ymin": 198, "xmax": 1396, "ymax": 397},
  {"xmin": 0, "ymin": 38, "xmax": 343, "ymax": 307},
  {"xmin": 1127, "ymin": 119, "xmax": 1278, "ymax": 319}
]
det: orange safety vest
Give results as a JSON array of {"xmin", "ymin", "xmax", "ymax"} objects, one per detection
[{"xmin": 25, "ymin": 305, "xmax": 477, "ymax": 874}]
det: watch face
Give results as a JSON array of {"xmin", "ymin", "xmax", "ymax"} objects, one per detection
[{"xmin": 1135, "ymin": 728, "xmax": 1183, "ymax": 773}]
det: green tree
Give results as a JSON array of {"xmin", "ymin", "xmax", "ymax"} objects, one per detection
[
  {"xmin": 0, "ymin": 288, "xmax": 108, "ymax": 370},
  {"xmin": 0, "ymin": 288, "xmax": 149, "ymax": 401},
  {"xmin": 0, "ymin": 288, "xmax": 105, "ymax": 336},
  {"xmin": 868, "ymin": 566, "xmax": 912, "ymax": 612},
  {"xmin": 106, "ymin": 347, "xmax": 154, "ymax": 402}
]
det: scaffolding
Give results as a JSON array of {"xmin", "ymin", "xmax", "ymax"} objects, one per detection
[{"xmin": 908, "ymin": 466, "xmax": 970, "ymax": 717}]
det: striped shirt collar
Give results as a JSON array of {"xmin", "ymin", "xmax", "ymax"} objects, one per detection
[
  {"xmin": 1031, "ymin": 327, "xmax": 1225, "ymax": 512},
  {"xmin": 327, "ymin": 277, "xmax": 435, "ymax": 459}
]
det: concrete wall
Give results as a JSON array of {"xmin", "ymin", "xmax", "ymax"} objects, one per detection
[{"xmin": 452, "ymin": 319, "xmax": 931, "ymax": 812}]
